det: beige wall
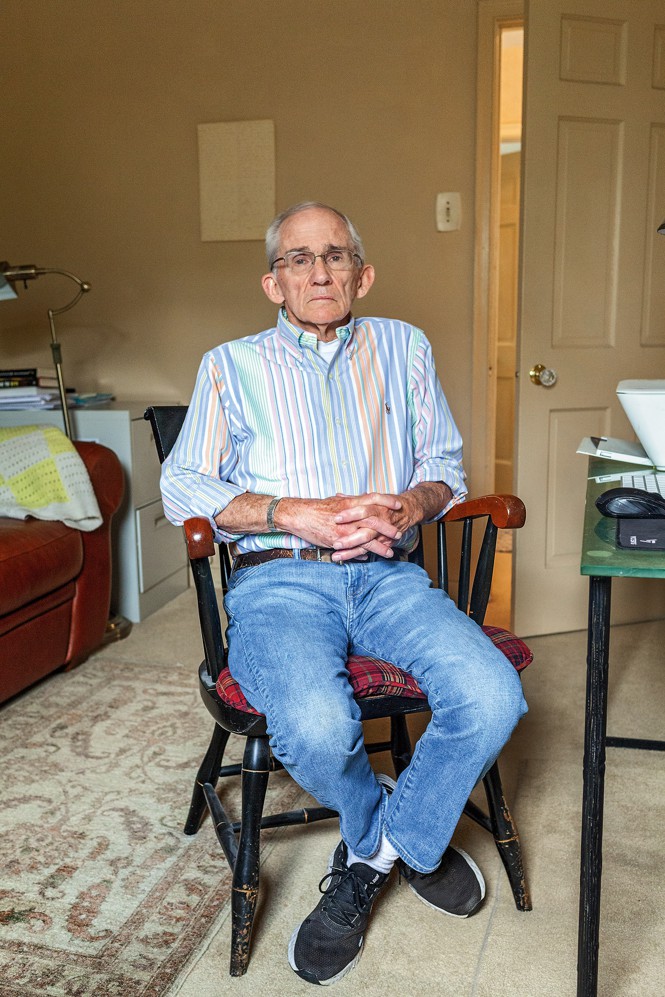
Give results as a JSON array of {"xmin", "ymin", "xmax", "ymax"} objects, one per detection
[{"xmin": 0, "ymin": 0, "xmax": 478, "ymax": 466}]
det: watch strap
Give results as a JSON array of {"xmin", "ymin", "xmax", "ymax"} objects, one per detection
[{"xmin": 266, "ymin": 496, "xmax": 281, "ymax": 532}]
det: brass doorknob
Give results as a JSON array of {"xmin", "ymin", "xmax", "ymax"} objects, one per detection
[{"xmin": 529, "ymin": 363, "xmax": 558, "ymax": 387}]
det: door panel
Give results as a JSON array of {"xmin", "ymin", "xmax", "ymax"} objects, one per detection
[
  {"xmin": 546, "ymin": 406, "xmax": 610, "ymax": 566},
  {"xmin": 643, "ymin": 123, "xmax": 665, "ymax": 345},
  {"xmin": 514, "ymin": 0, "xmax": 665, "ymax": 635},
  {"xmin": 552, "ymin": 117, "xmax": 622, "ymax": 349}
]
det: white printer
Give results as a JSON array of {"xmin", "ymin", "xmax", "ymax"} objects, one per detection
[{"xmin": 616, "ymin": 380, "xmax": 665, "ymax": 470}]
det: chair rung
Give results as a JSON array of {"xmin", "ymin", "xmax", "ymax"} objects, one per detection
[
  {"xmin": 222, "ymin": 745, "xmax": 395, "ymax": 774},
  {"xmin": 202, "ymin": 782, "xmax": 238, "ymax": 866},
  {"xmin": 365, "ymin": 740, "xmax": 392, "ymax": 755},
  {"xmin": 462, "ymin": 798, "xmax": 493, "ymax": 833},
  {"xmin": 606, "ymin": 736, "xmax": 665, "ymax": 751},
  {"xmin": 218, "ymin": 756, "xmax": 285, "ymax": 779},
  {"xmin": 231, "ymin": 805, "xmax": 338, "ymax": 833},
  {"xmin": 219, "ymin": 763, "xmax": 242, "ymax": 777}
]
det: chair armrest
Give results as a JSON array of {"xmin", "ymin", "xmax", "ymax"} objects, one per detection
[
  {"xmin": 182, "ymin": 517, "xmax": 227, "ymax": 682},
  {"xmin": 183, "ymin": 517, "xmax": 216, "ymax": 559},
  {"xmin": 443, "ymin": 494, "xmax": 526, "ymax": 530}
]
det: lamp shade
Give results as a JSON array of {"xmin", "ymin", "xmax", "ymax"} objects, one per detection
[{"xmin": 0, "ymin": 269, "xmax": 18, "ymax": 300}]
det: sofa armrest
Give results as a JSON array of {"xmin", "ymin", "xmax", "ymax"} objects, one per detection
[
  {"xmin": 75, "ymin": 441, "xmax": 125, "ymax": 521},
  {"xmin": 65, "ymin": 442, "xmax": 125, "ymax": 667}
]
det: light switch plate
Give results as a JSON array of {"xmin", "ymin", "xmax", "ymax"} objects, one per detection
[{"xmin": 436, "ymin": 192, "xmax": 462, "ymax": 231}]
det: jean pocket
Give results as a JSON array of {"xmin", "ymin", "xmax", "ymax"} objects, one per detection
[{"xmin": 226, "ymin": 562, "xmax": 264, "ymax": 591}]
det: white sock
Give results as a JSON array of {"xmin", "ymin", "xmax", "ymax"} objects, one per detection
[{"xmin": 346, "ymin": 834, "xmax": 400, "ymax": 875}]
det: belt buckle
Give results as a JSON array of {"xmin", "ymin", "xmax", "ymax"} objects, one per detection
[{"xmin": 315, "ymin": 547, "xmax": 337, "ymax": 564}]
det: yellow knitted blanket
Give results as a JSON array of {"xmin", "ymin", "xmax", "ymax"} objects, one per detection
[{"xmin": 0, "ymin": 424, "xmax": 102, "ymax": 531}]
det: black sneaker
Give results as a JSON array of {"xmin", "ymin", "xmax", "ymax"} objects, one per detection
[
  {"xmin": 398, "ymin": 848, "xmax": 485, "ymax": 918},
  {"xmin": 376, "ymin": 773, "xmax": 485, "ymax": 918},
  {"xmin": 288, "ymin": 840, "xmax": 389, "ymax": 985}
]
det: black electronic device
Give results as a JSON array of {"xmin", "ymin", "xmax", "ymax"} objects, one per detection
[
  {"xmin": 595, "ymin": 487, "xmax": 665, "ymax": 519},
  {"xmin": 616, "ymin": 519, "xmax": 665, "ymax": 550}
]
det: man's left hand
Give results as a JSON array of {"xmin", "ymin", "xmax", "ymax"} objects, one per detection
[{"xmin": 331, "ymin": 482, "xmax": 453, "ymax": 562}]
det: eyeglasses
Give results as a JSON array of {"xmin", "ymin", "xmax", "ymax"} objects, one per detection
[{"xmin": 271, "ymin": 249, "xmax": 362, "ymax": 273}]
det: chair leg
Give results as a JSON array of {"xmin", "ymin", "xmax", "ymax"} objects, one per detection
[
  {"xmin": 482, "ymin": 760, "xmax": 532, "ymax": 911},
  {"xmin": 390, "ymin": 714, "xmax": 413, "ymax": 776},
  {"xmin": 184, "ymin": 723, "xmax": 231, "ymax": 835},
  {"xmin": 230, "ymin": 735, "xmax": 271, "ymax": 977}
]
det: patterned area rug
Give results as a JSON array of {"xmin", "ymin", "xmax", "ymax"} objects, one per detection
[{"xmin": 0, "ymin": 655, "xmax": 305, "ymax": 996}]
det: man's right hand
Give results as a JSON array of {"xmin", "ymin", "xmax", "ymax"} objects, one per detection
[{"xmin": 274, "ymin": 493, "xmax": 404, "ymax": 561}]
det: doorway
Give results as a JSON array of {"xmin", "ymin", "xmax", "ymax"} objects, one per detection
[
  {"xmin": 477, "ymin": 0, "xmax": 665, "ymax": 636},
  {"xmin": 494, "ymin": 25, "xmax": 523, "ymax": 497},
  {"xmin": 490, "ymin": 24, "xmax": 523, "ymax": 628},
  {"xmin": 478, "ymin": 15, "xmax": 524, "ymax": 630}
]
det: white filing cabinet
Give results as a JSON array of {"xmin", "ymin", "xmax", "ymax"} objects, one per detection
[{"xmin": 0, "ymin": 401, "xmax": 189, "ymax": 622}]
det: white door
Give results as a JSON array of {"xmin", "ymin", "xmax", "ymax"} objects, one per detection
[{"xmin": 514, "ymin": 0, "xmax": 665, "ymax": 636}]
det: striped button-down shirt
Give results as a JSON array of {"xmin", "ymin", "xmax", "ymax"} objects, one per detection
[{"xmin": 160, "ymin": 311, "xmax": 466, "ymax": 553}]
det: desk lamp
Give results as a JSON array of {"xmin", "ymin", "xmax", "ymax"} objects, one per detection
[
  {"xmin": 0, "ymin": 262, "xmax": 131, "ymax": 643},
  {"xmin": 0, "ymin": 264, "xmax": 91, "ymax": 440}
]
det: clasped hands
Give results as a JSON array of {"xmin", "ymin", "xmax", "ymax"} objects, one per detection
[
  {"xmin": 287, "ymin": 491, "xmax": 421, "ymax": 563},
  {"xmin": 216, "ymin": 481, "xmax": 451, "ymax": 561}
]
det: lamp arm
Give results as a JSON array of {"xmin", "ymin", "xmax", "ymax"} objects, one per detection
[
  {"xmin": 2, "ymin": 265, "xmax": 91, "ymax": 318},
  {"xmin": 1, "ymin": 264, "xmax": 91, "ymax": 441},
  {"xmin": 47, "ymin": 315, "xmax": 73, "ymax": 441},
  {"xmin": 48, "ymin": 280, "xmax": 91, "ymax": 319},
  {"xmin": 42, "ymin": 272, "xmax": 90, "ymax": 441}
]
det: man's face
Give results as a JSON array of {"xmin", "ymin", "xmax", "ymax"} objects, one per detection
[{"xmin": 261, "ymin": 207, "xmax": 375, "ymax": 340}]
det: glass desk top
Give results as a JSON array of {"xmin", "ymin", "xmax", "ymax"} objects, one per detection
[{"xmin": 581, "ymin": 457, "xmax": 665, "ymax": 578}]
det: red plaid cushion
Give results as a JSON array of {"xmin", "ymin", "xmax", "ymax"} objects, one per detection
[
  {"xmin": 215, "ymin": 625, "xmax": 532, "ymax": 716},
  {"xmin": 482, "ymin": 626, "xmax": 532, "ymax": 672}
]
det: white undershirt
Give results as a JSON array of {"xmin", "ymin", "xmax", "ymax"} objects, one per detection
[{"xmin": 317, "ymin": 339, "xmax": 339, "ymax": 364}]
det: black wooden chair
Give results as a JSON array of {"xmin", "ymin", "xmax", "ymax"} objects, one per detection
[{"xmin": 145, "ymin": 404, "xmax": 533, "ymax": 977}]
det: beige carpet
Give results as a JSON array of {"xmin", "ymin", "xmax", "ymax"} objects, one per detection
[
  {"xmin": 2, "ymin": 590, "xmax": 664, "ymax": 996},
  {"xmin": 0, "ymin": 619, "xmax": 307, "ymax": 996}
]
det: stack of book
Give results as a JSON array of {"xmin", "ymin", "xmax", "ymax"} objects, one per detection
[
  {"xmin": 0, "ymin": 367, "xmax": 64, "ymax": 409},
  {"xmin": 0, "ymin": 366, "xmax": 59, "ymax": 389}
]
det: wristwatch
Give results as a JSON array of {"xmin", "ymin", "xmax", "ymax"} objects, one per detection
[{"xmin": 266, "ymin": 496, "xmax": 281, "ymax": 532}]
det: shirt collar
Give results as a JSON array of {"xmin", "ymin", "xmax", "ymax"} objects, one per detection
[{"xmin": 276, "ymin": 308, "xmax": 356, "ymax": 355}]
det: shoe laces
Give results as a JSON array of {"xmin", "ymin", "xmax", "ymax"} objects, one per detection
[{"xmin": 318, "ymin": 862, "xmax": 383, "ymax": 929}]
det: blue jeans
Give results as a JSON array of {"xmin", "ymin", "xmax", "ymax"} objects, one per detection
[{"xmin": 224, "ymin": 555, "xmax": 527, "ymax": 874}]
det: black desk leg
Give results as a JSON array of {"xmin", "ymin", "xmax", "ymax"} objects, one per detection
[{"xmin": 577, "ymin": 575, "xmax": 612, "ymax": 997}]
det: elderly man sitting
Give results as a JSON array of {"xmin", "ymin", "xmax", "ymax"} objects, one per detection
[{"xmin": 161, "ymin": 201, "xmax": 527, "ymax": 986}]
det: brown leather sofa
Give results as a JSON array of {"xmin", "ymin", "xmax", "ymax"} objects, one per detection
[{"xmin": 0, "ymin": 441, "xmax": 124, "ymax": 704}]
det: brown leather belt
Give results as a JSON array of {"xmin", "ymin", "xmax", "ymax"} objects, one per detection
[{"xmin": 233, "ymin": 547, "xmax": 408, "ymax": 570}]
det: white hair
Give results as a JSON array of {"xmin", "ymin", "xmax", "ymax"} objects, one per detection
[{"xmin": 265, "ymin": 201, "xmax": 365, "ymax": 268}]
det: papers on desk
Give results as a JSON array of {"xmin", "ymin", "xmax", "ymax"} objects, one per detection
[
  {"xmin": 577, "ymin": 436, "xmax": 652, "ymax": 466},
  {"xmin": 0, "ymin": 389, "xmax": 114, "ymax": 410},
  {"xmin": 0, "ymin": 387, "xmax": 66, "ymax": 409}
]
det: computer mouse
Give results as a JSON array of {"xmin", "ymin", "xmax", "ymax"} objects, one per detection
[{"xmin": 595, "ymin": 487, "xmax": 665, "ymax": 519}]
